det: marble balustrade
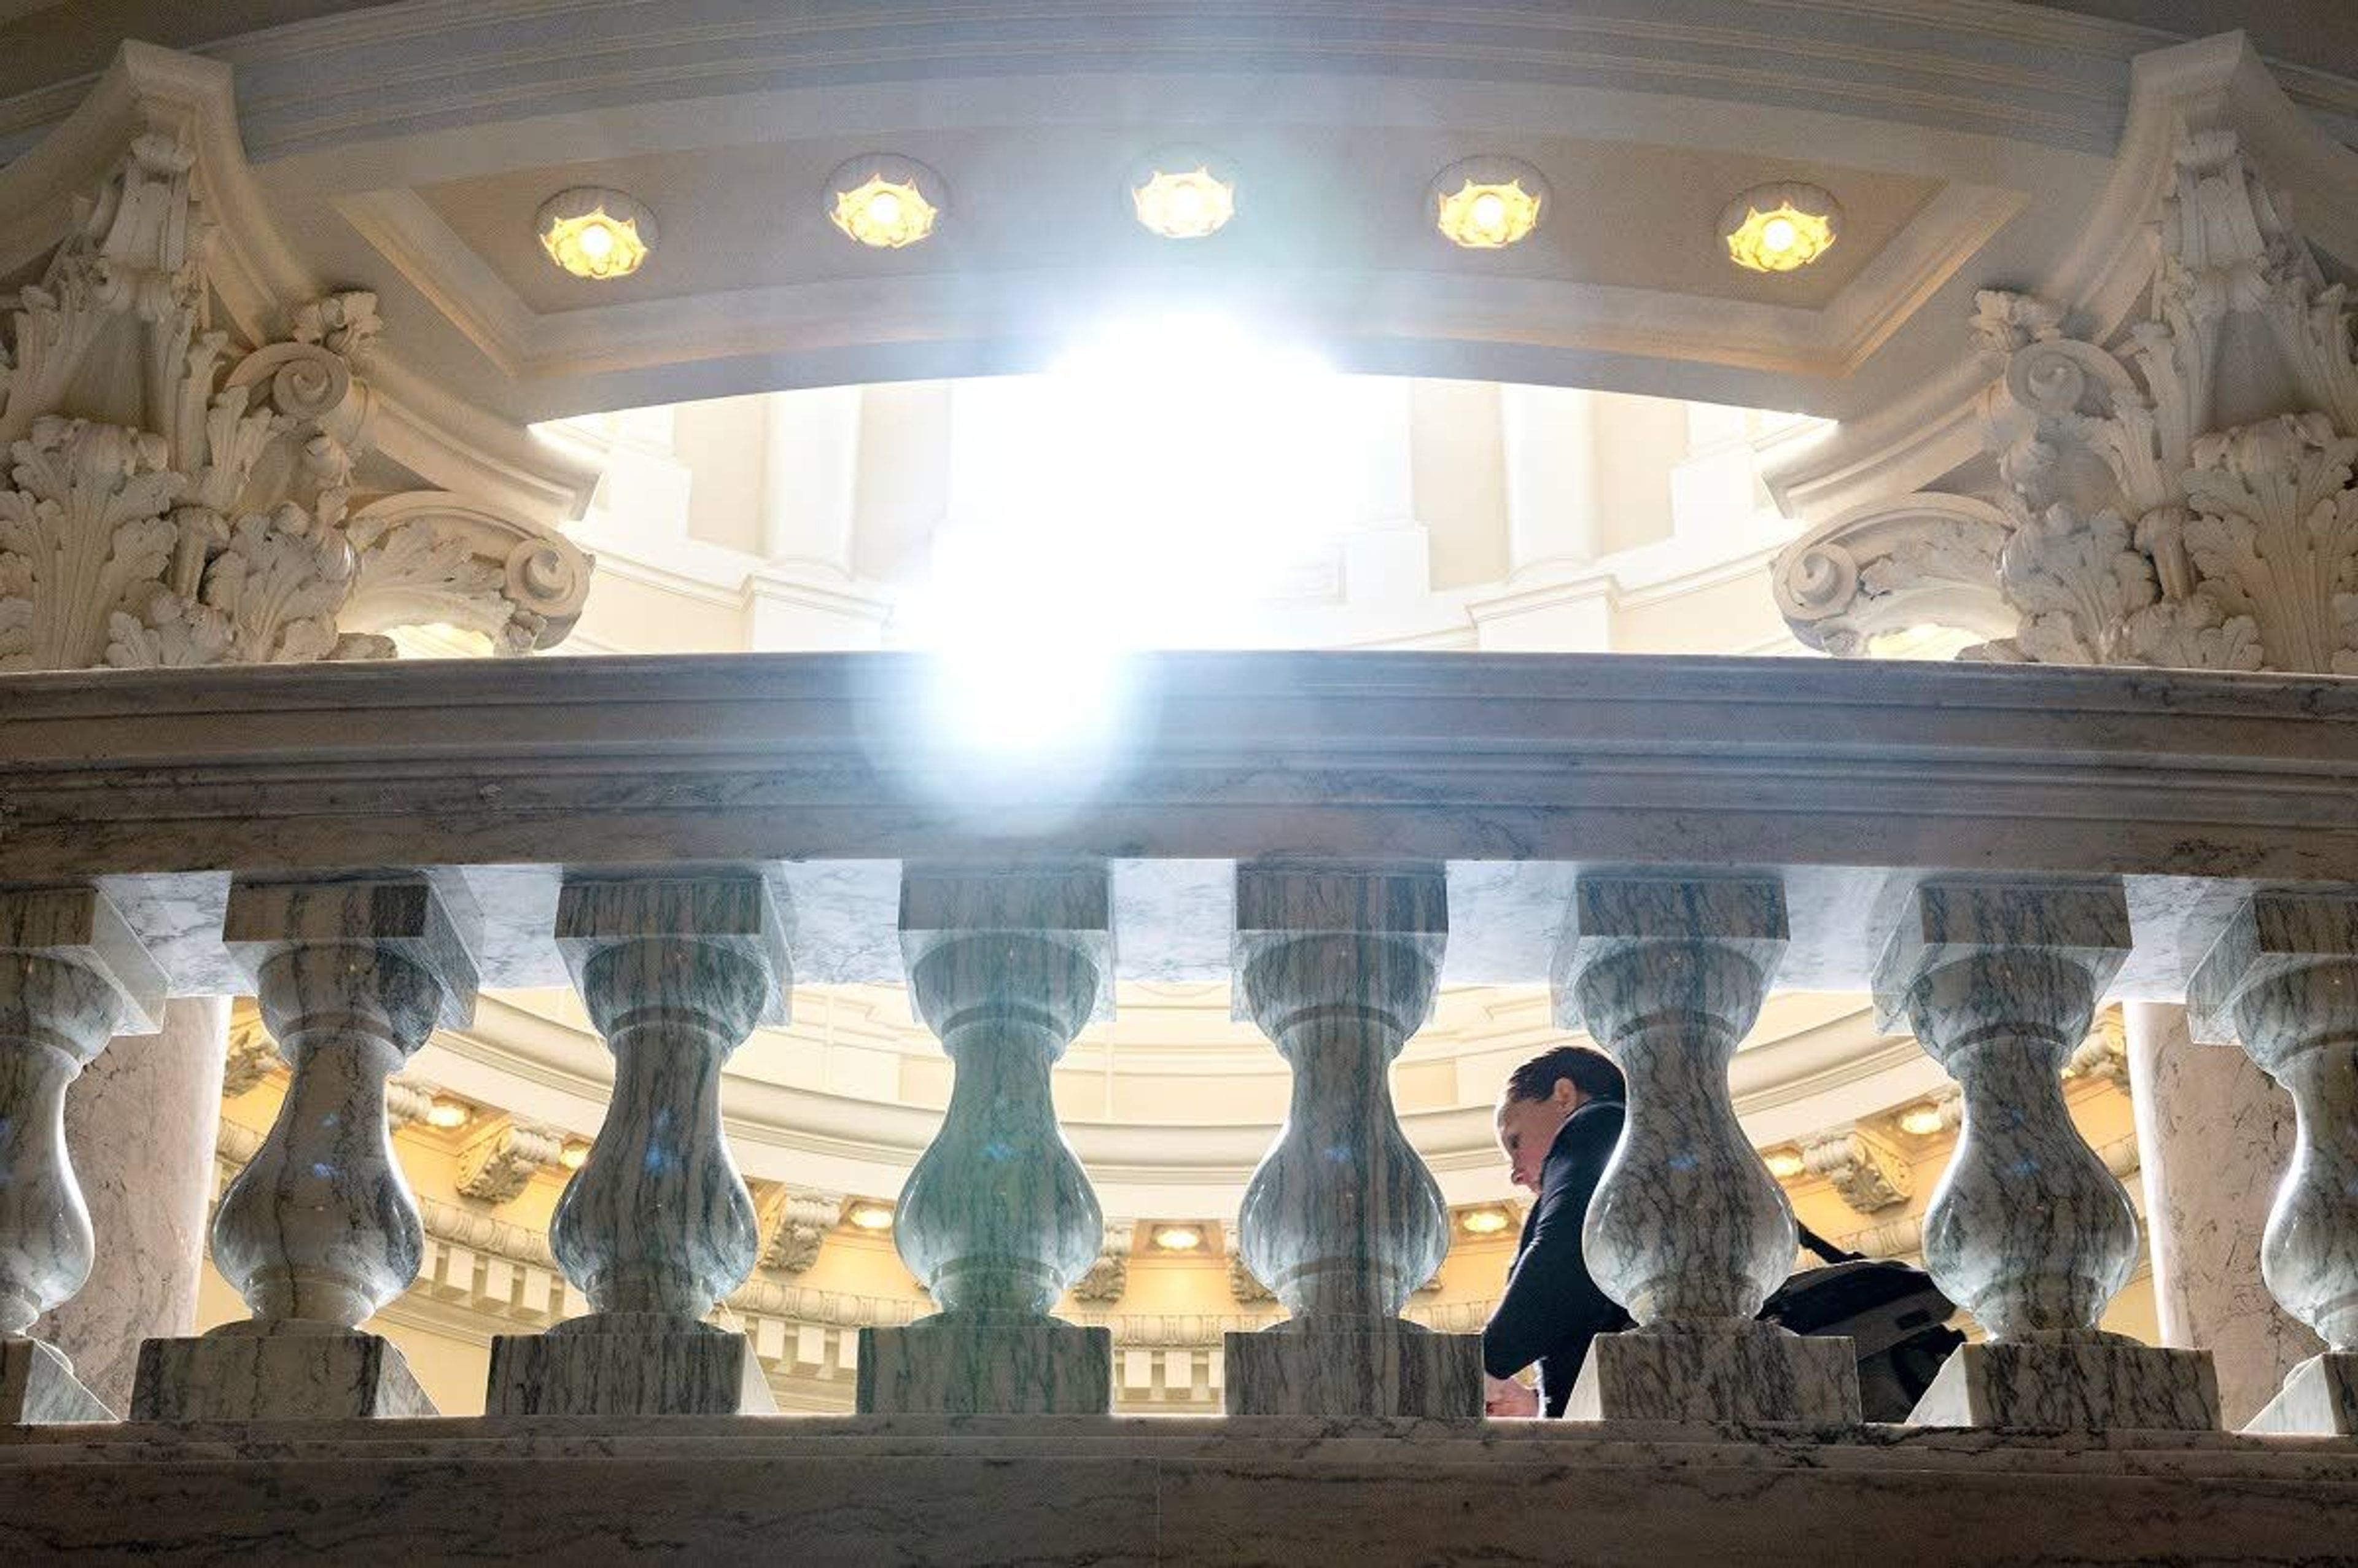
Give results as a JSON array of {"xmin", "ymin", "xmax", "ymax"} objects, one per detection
[{"xmin": 4, "ymin": 651, "xmax": 2358, "ymax": 1438}]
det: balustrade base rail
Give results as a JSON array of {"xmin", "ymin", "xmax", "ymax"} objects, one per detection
[{"xmin": 1, "ymin": 1415, "xmax": 2353, "ymax": 1565}]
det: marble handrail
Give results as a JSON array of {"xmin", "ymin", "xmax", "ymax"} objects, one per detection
[
  {"xmin": 4, "ymin": 651, "xmax": 2357, "ymax": 1001},
  {"xmin": 9, "ymin": 650, "xmax": 2358, "ymax": 1432}
]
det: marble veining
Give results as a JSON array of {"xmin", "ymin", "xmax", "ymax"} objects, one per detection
[
  {"xmin": 0, "ymin": 887, "xmax": 159, "ymax": 1421},
  {"xmin": 548, "ymin": 878, "xmax": 785, "ymax": 1320},
  {"xmin": 208, "ymin": 879, "xmax": 477, "ymax": 1332},
  {"xmin": 1875, "ymin": 880, "xmax": 2139, "ymax": 1342},
  {"xmin": 1225, "ymin": 865, "xmax": 1477, "ymax": 1417},
  {"xmin": 1555, "ymin": 876, "xmax": 1793, "ymax": 1325},
  {"xmin": 1567, "ymin": 1321, "xmax": 1860, "ymax": 1428},
  {"xmin": 18, "ymin": 1412, "xmax": 2355, "ymax": 1564},
  {"xmin": 489, "ymin": 1314, "xmax": 776, "ymax": 1418},
  {"xmin": 1910, "ymin": 1341, "xmax": 2219, "ymax": 1432},
  {"xmin": 2188, "ymin": 890, "xmax": 2358, "ymax": 1431},
  {"xmin": 491, "ymin": 877, "xmax": 786, "ymax": 1417},
  {"xmin": 131, "ymin": 1332, "xmax": 433, "ymax": 1422},
  {"xmin": 869, "ymin": 864, "xmax": 1111, "ymax": 1415}
]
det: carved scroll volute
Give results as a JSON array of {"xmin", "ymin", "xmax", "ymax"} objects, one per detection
[
  {"xmin": 340, "ymin": 492, "xmax": 596, "ymax": 653},
  {"xmin": 1772, "ymin": 493, "xmax": 2018, "ymax": 657}
]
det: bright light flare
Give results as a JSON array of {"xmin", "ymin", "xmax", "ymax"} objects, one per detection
[{"xmin": 897, "ymin": 314, "xmax": 1350, "ymax": 774}]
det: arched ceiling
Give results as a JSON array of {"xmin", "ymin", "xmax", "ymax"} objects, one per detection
[{"xmin": 4, "ymin": 4, "xmax": 2356, "ymax": 440}]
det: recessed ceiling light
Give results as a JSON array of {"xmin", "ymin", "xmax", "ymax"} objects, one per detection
[
  {"xmin": 1130, "ymin": 148, "xmax": 1237, "ymax": 239},
  {"xmin": 559, "ymin": 1140, "xmax": 590, "ymax": 1170},
  {"xmin": 1897, "ymin": 1101, "xmax": 1947, "ymax": 1137},
  {"xmin": 1430, "ymin": 156, "xmax": 1547, "ymax": 250},
  {"xmin": 424, "ymin": 1097, "xmax": 473, "ymax": 1130},
  {"xmin": 535, "ymin": 187, "xmax": 656, "ymax": 280},
  {"xmin": 825, "ymin": 155, "xmax": 944, "ymax": 249},
  {"xmin": 1151, "ymin": 1224, "xmax": 1205, "ymax": 1252},
  {"xmin": 1721, "ymin": 182, "xmax": 1840, "ymax": 273},
  {"xmin": 1763, "ymin": 1147, "xmax": 1807, "ymax": 1179},
  {"xmin": 847, "ymin": 1200, "xmax": 897, "ymax": 1231},
  {"xmin": 1457, "ymin": 1206, "xmax": 1514, "ymax": 1236}
]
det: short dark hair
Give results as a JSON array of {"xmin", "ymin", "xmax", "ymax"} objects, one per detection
[{"xmin": 1502, "ymin": 1044, "xmax": 1625, "ymax": 1107}]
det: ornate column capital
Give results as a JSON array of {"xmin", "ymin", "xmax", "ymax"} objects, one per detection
[
  {"xmin": 0, "ymin": 45, "xmax": 596, "ymax": 672},
  {"xmin": 1771, "ymin": 47, "xmax": 2358, "ymax": 676}
]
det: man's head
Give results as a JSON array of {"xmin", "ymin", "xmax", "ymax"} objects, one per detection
[{"xmin": 1494, "ymin": 1044, "xmax": 1625, "ymax": 1192}]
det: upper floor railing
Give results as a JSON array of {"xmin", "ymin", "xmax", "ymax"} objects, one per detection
[{"xmin": 2, "ymin": 650, "xmax": 2356, "ymax": 1432}]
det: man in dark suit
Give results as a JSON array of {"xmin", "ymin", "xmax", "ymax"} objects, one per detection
[{"xmin": 1481, "ymin": 1044, "xmax": 1633, "ymax": 1417}]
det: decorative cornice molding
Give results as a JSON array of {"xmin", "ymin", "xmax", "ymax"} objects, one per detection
[{"xmin": 51, "ymin": 4, "xmax": 2343, "ymax": 166}]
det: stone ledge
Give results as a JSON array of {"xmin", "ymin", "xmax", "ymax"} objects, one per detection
[{"xmin": 1, "ymin": 1416, "xmax": 2354, "ymax": 1565}]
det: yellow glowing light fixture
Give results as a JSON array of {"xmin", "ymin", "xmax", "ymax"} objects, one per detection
[
  {"xmin": 559, "ymin": 1140, "xmax": 591, "ymax": 1171},
  {"xmin": 826, "ymin": 155, "xmax": 944, "ymax": 249},
  {"xmin": 1130, "ymin": 147, "xmax": 1237, "ymax": 239},
  {"xmin": 535, "ymin": 187, "xmax": 657, "ymax": 281},
  {"xmin": 1430, "ymin": 156, "xmax": 1548, "ymax": 250},
  {"xmin": 1763, "ymin": 1147, "xmax": 1807, "ymax": 1179},
  {"xmin": 424, "ymin": 1097, "xmax": 473, "ymax": 1130},
  {"xmin": 1720, "ymin": 182, "xmax": 1841, "ymax": 273},
  {"xmin": 1152, "ymin": 1225, "xmax": 1205, "ymax": 1252},
  {"xmin": 1457, "ymin": 1206, "xmax": 1514, "ymax": 1237},
  {"xmin": 847, "ymin": 1201, "xmax": 897, "ymax": 1232},
  {"xmin": 1897, "ymin": 1102, "xmax": 1948, "ymax": 1137}
]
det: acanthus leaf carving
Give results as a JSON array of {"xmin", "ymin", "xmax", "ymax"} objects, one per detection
[
  {"xmin": 0, "ymin": 123, "xmax": 591, "ymax": 673},
  {"xmin": 1777, "ymin": 121, "xmax": 2358, "ymax": 677},
  {"xmin": 757, "ymin": 1186, "xmax": 844, "ymax": 1276}
]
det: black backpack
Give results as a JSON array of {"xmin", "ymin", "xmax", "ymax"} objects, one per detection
[{"xmin": 1760, "ymin": 1225, "xmax": 1965, "ymax": 1422}]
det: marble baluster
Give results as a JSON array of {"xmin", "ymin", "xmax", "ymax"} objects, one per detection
[
  {"xmin": 2125, "ymin": 1001, "xmax": 2322, "ymax": 1427},
  {"xmin": 857, "ymin": 863, "xmax": 1112, "ymax": 1414},
  {"xmin": 1875, "ymin": 879, "xmax": 2217, "ymax": 1430},
  {"xmin": 487, "ymin": 876, "xmax": 788, "ymax": 1416},
  {"xmin": 1554, "ymin": 874, "xmax": 1859, "ymax": 1425},
  {"xmin": 2188, "ymin": 888, "xmax": 2358, "ymax": 1434},
  {"xmin": 0, "ymin": 888, "xmax": 164, "ymax": 1424},
  {"xmin": 1222, "ymin": 864, "xmax": 1481, "ymax": 1418},
  {"xmin": 133, "ymin": 877, "xmax": 477, "ymax": 1421},
  {"xmin": 37, "ymin": 997, "xmax": 229, "ymax": 1416}
]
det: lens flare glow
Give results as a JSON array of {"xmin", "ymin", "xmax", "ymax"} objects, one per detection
[{"xmin": 898, "ymin": 314, "xmax": 1348, "ymax": 769}]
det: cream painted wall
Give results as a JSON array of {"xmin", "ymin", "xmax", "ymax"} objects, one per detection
[{"xmin": 552, "ymin": 373, "xmax": 1816, "ymax": 659}]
